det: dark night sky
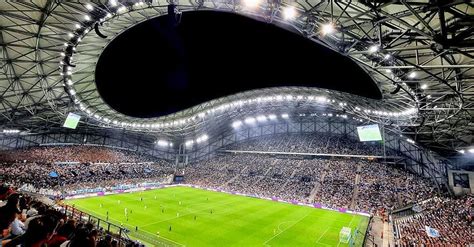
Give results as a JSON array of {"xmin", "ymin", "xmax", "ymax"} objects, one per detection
[{"xmin": 96, "ymin": 10, "xmax": 381, "ymax": 118}]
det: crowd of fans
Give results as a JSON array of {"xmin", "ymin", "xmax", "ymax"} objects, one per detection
[
  {"xmin": 355, "ymin": 162, "xmax": 436, "ymax": 212},
  {"xmin": 0, "ymin": 146, "xmax": 157, "ymax": 164},
  {"xmin": 225, "ymin": 133, "xmax": 392, "ymax": 156},
  {"xmin": 185, "ymin": 152, "xmax": 435, "ymax": 212},
  {"xmin": 1, "ymin": 135, "xmax": 471, "ymax": 246},
  {"xmin": 0, "ymin": 186, "xmax": 143, "ymax": 247},
  {"xmin": 394, "ymin": 196, "xmax": 473, "ymax": 246},
  {"xmin": 0, "ymin": 145, "xmax": 175, "ymax": 195},
  {"xmin": 1, "ymin": 161, "xmax": 174, "ymax": 192}
]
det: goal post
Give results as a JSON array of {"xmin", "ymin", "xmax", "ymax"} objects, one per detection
[{"xmin": 339, "ymin": 227, "xmax": 352, "ymax": 244}]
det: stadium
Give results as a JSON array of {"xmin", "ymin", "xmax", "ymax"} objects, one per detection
[{"xmin": 0, "ymin": 1, "xmax": 473, "ymax": 246}]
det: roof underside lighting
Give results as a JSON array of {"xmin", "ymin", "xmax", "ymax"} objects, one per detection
[
  {"xmin": 282, "ymin": 6, "xmax": 297, "ymax": 20},
  {"xmin": 321, "ymin": 23, "xmax": 335, "ymax": 35},
  {"xmin": 242, "ymin": 0, "xmax": 261, "ymax": 8}
]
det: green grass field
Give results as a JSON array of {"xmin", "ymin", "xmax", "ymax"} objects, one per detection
[{"xmin": 65, "ymin": 186, "xmax": 369, "ymax": 247}]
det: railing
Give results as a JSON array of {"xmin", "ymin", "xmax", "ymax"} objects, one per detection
[
  {"xmin": 62, "ymin": 204, "xmax": 136, "ymax": 246},
  {"xmin": 63, "ymin": 204, "xmax": 183, "ymax": 247},
  {"xmin": 361, "ymin": 216, "xmax": 373, "ymax": 247}
]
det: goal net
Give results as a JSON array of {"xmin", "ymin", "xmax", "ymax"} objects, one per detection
[{"xmin": 339, "ymin": 227, "xmax": 352, "ymax": 244}]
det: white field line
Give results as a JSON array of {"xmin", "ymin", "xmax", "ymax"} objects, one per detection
[
  {"xmin": 72, "ymin": 204, "xmax": 185, "ymax": 247},
  {"xmin": 263, "ymin": 212, "xmax": 311, "ymax": 245}
]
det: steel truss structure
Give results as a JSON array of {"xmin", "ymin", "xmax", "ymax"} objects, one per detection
[
  {"xmin": 0, "ymin": 126, "xmax": 175, "ymax": 160},
  {"xmin": 183, "ymin": 118, "xmax": 453, "ymax": 185},
  {"xmin": 0, "ymin": 1, "xmax": 473, "ymax": 158}
]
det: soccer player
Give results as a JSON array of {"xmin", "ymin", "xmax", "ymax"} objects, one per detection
[
  {"xmin": 140, "ymin": 197, "xmax": 143, "ymax": 202},
  {"xmin": 124, "ymin": 208, "xmax": 128, "ymax": 215},
  {"xmin": 99, "ymin": 203, "xmax": 103, "ymax": 208},
  {"xmin": 177, "ymin": 212, "xmax": 180, "ymax": 217},
  {"xmin": 154, "ymin": 195, "xmax": 157, "ymax": 199},
  {"xmin": 179, "ymin": 201, "xmax": 181, "ymax": 205},
  {"xmin": 144, "ymin": 205, "xmax": 147, "ymax": 210},
  {"xmin": 194, "ymin": 215, "xmax": 196, "ymax": 220}
]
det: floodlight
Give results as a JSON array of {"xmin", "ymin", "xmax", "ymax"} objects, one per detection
[
  {"xmin": 256, "ymin": 115, "xmax": 267, "ymax": 122},
  {"xmin": 68, "ymin": 33, "xmax": 74, "ymax": 38},
  {"xmin": 316, "ymin": 96, "xmax": 326, "ymax": 103},
  {"xmin": 384, "ymin": 54, "xmax": 391, "ymax": 60},
  {"xmin": 244, "ymin": 117, "xmax": 256, "ymax": 124},
  {"xmin": 321, "ymin": 23, "xmax": 335, "ymax": 35},
  {"xmin": 232, "ymin": 120, "xmax": 243, "ymax": 128},
  {"xmin": 74, "ymin": 24, "xmax": 81, "ymax": 29},
  {"xmin": 118, "ymin": 6, "xmax": 127, "ymax": 13},
  {"xmin": 268, "ymin": 114, "xmax": 277, "ymax": 120},
  {"xmin": 109, "ymin": 0, "xmax": 118, "ymax": 6},
  {"xmin": 243, "ymin": 0, "xmax": 261, "ymax": 8},
  {"xmin": 85, "ymin": 3, "xmax": 93, "ymax": 10},
  {"xmin": 281, "ymin": 113, "xmax": 289, "ymax": 119},
  {"xmin": 420, "ymin": 84, "xmax": 428, "ymax": 89},
  {"xmin": 185, "ymin": 140, "xmax": 194, "ymax": 147},
  {"xmin": 157, "ymin": 140, "xmax": 168, "ymax": 147},
  {"xmin": 469, "ymin": 149, "xmax": 474, "ymax": 154},
  {"xmin": 368, "ymin": 45, "xmax": 379, "ymax": 53},
  {"xmin": 283, "ymin": 6, "xmax": 297, "ymax": 20},
  {"xmin": 458, "ymin": 150, "xmax": 465, "ymax": 154},
  {"xmin": 84, "ymin": 15, "xmax": 91, "ymax": 21},
  {"xmin": 408, "ymin": 71, "xmax": 417, "ymax": 78}
]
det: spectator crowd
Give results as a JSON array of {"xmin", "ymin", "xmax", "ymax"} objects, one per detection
[
  {"xmin": 0, "ymin": 135, "xmax": 471, "ymax": 246},
  {"xmin": 185, "ymin": 153, "xmax": 435, "ymax": 212},
  {"xmin": 394, "ymin": 196, "xmax": 473, "ymax": 246},
  {"xmin": 0, "ymin": 145, "xmax": 175, "ymax": 195},
  {"xmin": 0, "ymin": 187, "xmax": 143, "ymax": 247},
  {"xmin": 226, "ymin": 133, "xmax": 393, "ymax": 156}
]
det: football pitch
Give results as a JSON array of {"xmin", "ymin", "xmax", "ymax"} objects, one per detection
[{"xmin": 65, "ymin": 186, "xmax": 369, "ymax": 246}]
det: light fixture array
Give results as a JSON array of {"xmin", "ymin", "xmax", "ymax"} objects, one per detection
[{"xmin": 60, "ymin": 1, "xmax": 422, "ymax": 131}]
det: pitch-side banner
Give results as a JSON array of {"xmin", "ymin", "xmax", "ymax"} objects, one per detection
[{"xmin": 425, "ymin": 226, "xmax": 440, "ymax": 238}]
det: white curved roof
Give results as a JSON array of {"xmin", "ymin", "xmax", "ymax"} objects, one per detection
[{"xmin": 0, "ymin": 0, "xmax": 472, "ymax": 155}]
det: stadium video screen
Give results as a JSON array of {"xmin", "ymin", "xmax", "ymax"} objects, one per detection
[
  {"xmin": 357, "ymin": 124, "xmax": 382, "ymax": 142},
  {"xmin": 63, "ymin": 112, "xmax": 81, "ymax": 129}
]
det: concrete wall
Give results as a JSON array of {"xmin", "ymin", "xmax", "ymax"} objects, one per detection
[{"xmin": 447, "ymin": 170, "xmax": 474, "ymax": 195}]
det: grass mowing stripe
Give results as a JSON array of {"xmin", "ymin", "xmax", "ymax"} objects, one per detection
[
  {"xmin": 262, "ymin": 212, "xmax": 311, "ymax": 245},
  {"xmin": 71, "ymin": 203, "xmax": 184, "ymax": 246},
  {"xmin": 66, "ymin": 186, "xmax": 369, "ymax": 247},
  {"xmin": 140, "ymin": 197, "xmax": 243, "ymax": 228}
]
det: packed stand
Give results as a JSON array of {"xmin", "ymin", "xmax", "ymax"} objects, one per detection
[
  {"xmin": 186, "ymin": 151, "xmax": 436, "ymax": 213},
  {"xmin": 0, "ymin": 145, "xmax": 158, "ymax": 164},
  {"xmin": 0, "ymin": 185, "xmax": 144, "ymax": 247},
  {"xmin": 225, "ymin": 133, "xmax": 390, "ymax": 156},
  {"xmin": 0, "ymin": 161, "xmax": 174, "ymax": 194},
  {"xmin": 355, "ymin": 162, "xmax": 436, "ymax": 213},
  {"xmin": 0, "ymin": 145, "xmax": 175, "ymax": 196},
  {"xmin": 314, "ymin": 160, "xmax": 357, "ymax": 209},
  {"xmin": 394, "ymin": 196, "xmax": 472, "ymax": 246}
]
